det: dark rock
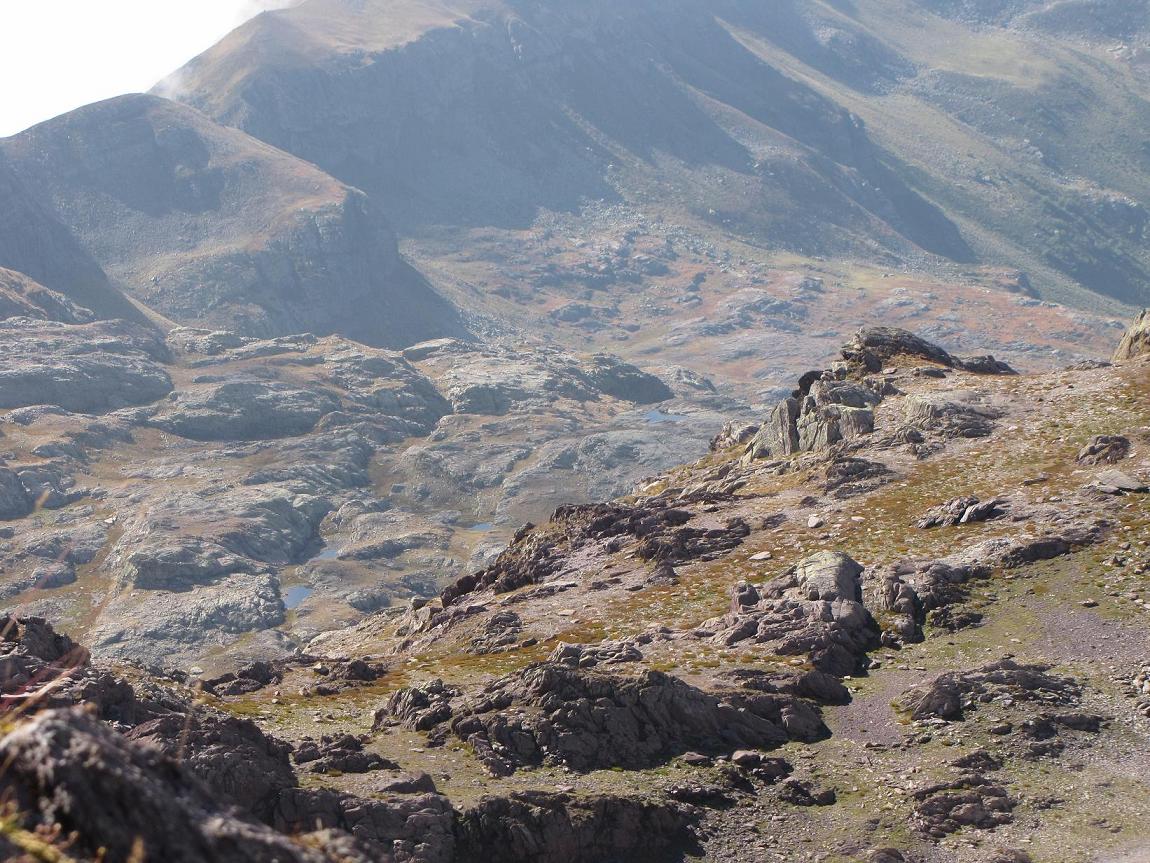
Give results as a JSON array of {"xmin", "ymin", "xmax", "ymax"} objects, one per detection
[
  {"xmin": 455, "ymin": 791, "xmax": 701, "ymax": 863},
  {"xmin": 293, "ymin": 734, "xmax": 398, "ymax": 775},
  {"xmin": 912, "ymin": 775, "xmax": 1014, "ymax": 835},
  {"xmin": 1077, "ymin": 435, "xmax": 1131, "ymax": 465},
  {"xmin": 900, "ymin": 660, "xmax": 1083, "ymax": 723},
  {"xmin": 273, "ymin": 787, "xmax": 456, "ymax": 862},
  {"xmin": 375, "ymin": 771, "xmax": 438, "ymax": 795},
  {"xmin": 779, "ymin": 779, "xmax": 837, "ymax": 807},
  {"xmin": 126, "ymin": 710, "xmax": 296, "ymax": 822},
  {"xmin": 379, "ymin": 664, "xmax": 801, "ymax": 775},
  {"xmin": 0, "ymin": 709, "xmax": 342, "ymax": 863}
]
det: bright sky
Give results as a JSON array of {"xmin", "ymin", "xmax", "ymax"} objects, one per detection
[{"xmin": 0, "ymin": 1, "xmax": 297, "ymax": 137}]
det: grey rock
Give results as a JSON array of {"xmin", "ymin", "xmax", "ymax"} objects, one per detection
[
  {"xmin": 149, "ymin": 380, "xmax": 339, "ymax": 441},
  {"xmin": 903, "ymin": 391, "xmax": 1001, "ymax": 438},
  {"xmin": 456, "ymin": 791, "xmax": 700, "ymax": 863},
  {"xmin": 0, "ymin": 466, "xmax": 32, "ymax": 520},
  {"xmin": 705, "ymin": 552, "xmax": 878, "ymax": 676},
  {"xmin": 0, "ymin": 318, "xmax": 172, "ymax": 413}
]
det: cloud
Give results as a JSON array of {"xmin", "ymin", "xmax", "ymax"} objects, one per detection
[{"xmin": 234, "ymin": 0, "xmax": 301, "ymax": 24}]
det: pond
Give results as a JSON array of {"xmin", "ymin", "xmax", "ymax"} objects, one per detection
[
  {"xmin": 644, "ymin": 409, "xmax": 690, "ymax": 424},
  {"xmin": 284, "ymin": 585, "xmax": 314, "ymax": 610}
]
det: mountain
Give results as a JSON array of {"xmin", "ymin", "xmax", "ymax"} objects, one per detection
[
  {"xmin": 162, "ymin": 0, "xmax": 1150, "ymax": 308},
  {"xmin": 1, "ymin": 94, "xmax": 464, "ymax": 348}
]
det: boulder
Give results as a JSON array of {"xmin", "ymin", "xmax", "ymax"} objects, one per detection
[{"xmin": 1076, "ymin": 435, "xmax": 1131, "ymax": 465}]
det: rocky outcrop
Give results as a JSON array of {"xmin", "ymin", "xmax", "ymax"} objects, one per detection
[
  {"xmin": 272, "ymin": 787, "xmax": 456, "ymax": 862},
  {"xmin": 0, "ymin": 267, "xmax": 96, "ymax": 323},
  {"xmin": 917, "ymin": 496, "xmax": 1005, "ymax": 529},
  {"xmin": 842, "ymin": 327, "xmax": 1016, "ymax": 375},
  {"xmin": 0, "ymin": 709, "xmax": 354, "ymax": 863},
  {"xmin": 443, "ymin": 498, "xmax": 746, "ymax": 606},
  {"xmin": 702, "ymin": 552, "xmax": 879, "ymax": 675},
  {"xmin": 1112, "ymin": 309, "xmax": 1150, "ymax": 361},
  {"xmin": 455, "ymin": 791, "xmax": 700, "ymax": 863},
  {"xmin": 899, "ymin": 659, "xmax": 1083, "ymax": 723},
  {"xmin": 377, "ymin": 663, "xmax": 814, "ymax": 775},
  {"xmin": 902, "ymin": 391, "xmax": 1002, "ymax": 439},
  {"xmin": 746, "ymin": 327, "xmax": 1013, "ymax": 462},
  {"xmin": 149, "ymin": 380, "xmax": 339, "ymax": 441},
  {"xmin": 912, "ymin": 775, "xmax": 1015, "ymax": 837},
  {"xmin": 1077, "ymin": 435, "xmax": 1131, "ymax": 465}
]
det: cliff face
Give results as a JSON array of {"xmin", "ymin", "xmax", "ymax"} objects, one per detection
[{"xmin": 1, "ymin": 94, "xmax": 464, "ymax": 348}]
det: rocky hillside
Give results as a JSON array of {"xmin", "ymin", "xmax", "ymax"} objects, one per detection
[
  {"xmin": 2, "ymin": 320, "xmax": 1149, "ymax": 862},
  {"xmin": 0, "ymin": 293, "xmax": 732, "ymax": 670}
]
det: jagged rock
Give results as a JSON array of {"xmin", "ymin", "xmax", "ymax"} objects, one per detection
[
  {"xmin": 1076, "ymin": 435, "xmax": 1131, "ymax": 465},
  {"xmin": 705, "ymin": 552, "xmax": 879, "ymax": 675},
  {"xmin": 469, "ymin": 611, "xmax": 524, "ymax": 655},
  {"xmin": 203, "ymin": 660, "xmax": 282, "ymax": 697},
  {"xmin": 843, "ymin": 327, "xmax": 1015, "ymax": 375},
  {"xmin": 0, "ymin": 466, "xmax": 32, "ymax": 520},
  {"xmin": 824, "ymin": 457, "xmax": 891, "ymax": 497},
  {"xmin": 899, "ymin": 660, "xmax": 1083, "ymax": 722},
  {"xmin": 273, "ymin": 787, "xmax": 456, "ymax": 862},
  {"xmin": 917, "ymin": 496, "xmax": 1005, "ymax": 529},
  {"xmin": 455, "ymin": 791, "xmax": 700, "ymax": 863},
  {"xmin": 548, "ymin": 640, "xmax": 643, "ymax": 668},
  {"xmin": 746, "ymin": 397, "xmax": 801, "ymax": 459},
  {"xmin": 293, "ymin": 734, "xmax": 398, "ymax": 775},
  {"xmin": 1113, "ymin": 309, "xmax": 1150, "ymax": 361},
  {"xmin": 0, "ymin": 709, "xmax": 349, "ymax": 863},
  {"xmin": 126, "ymin": 710, "xmax": 296, "ymax": 822},
  {"xmin": 903, "ymin": 392, "xmax": 1001, "ymax": 438},
  {"xmin": 444, "ymin": 499, "xmax": 745, "ymax": 606},
  {"xmin": 378, "ymin": 664, "xmax": 806, "ymax": 775},
  {"xmin": 721, "ymin": 668, "xmax": 852, "ymax": 706},
  {"xmin": 913, "ymin": 775, "xmax": 1014, "ymax": 836},
  {"xmin": 711, "ymin": 421, "xmax": 759, "ymax": 452}
]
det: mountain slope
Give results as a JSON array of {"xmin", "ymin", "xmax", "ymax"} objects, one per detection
[
  {"xmin": 160, "ymin": 0, "xmax": 1150, "ymax": 308},
  {"xmin": 0, "ymin": 151, "xmax": 147, "ymax": 323},
  {"xmin": 161, "ymin": 0, "xmax": 974, "ymax": 262},
  {"xmin": 1, "ymin": 94, "xmax": 465, "ymax": 348}
]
